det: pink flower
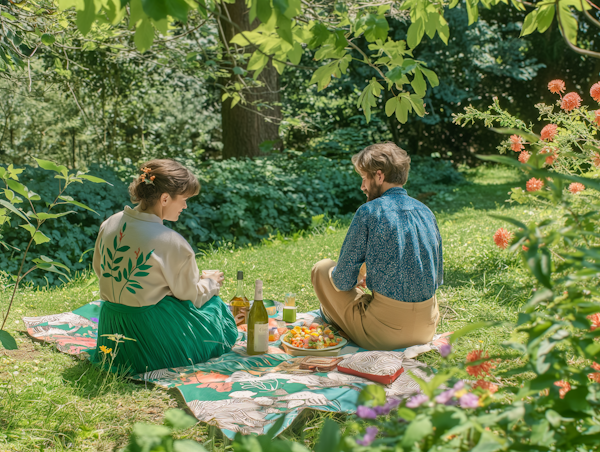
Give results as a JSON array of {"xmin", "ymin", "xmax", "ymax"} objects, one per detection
[
  {"xmin": 591, "ymin": 82, "xmax": 600, "ymax": 102},
  {"xmin": 459, "ymin": 393, "xmax": 480, "ymax": 408},
  {"xmin": 589, "ymin": 313, "xmax": 600, "ymax": 331},
  {"xmin": 518, "ymin": 151, "xmax": 530, "ymax": 163},
  {"xmin": 472, "ymin": 380, "xmax": 498, "ymax": 394},
  {"xmin": 526, "ymin": 178, "xmax": 544, "ymax": 192},
  {"xmin": 554, "ymin": 380, "xmax": 571, "ymax": 399},
  {"xmin": 466, "ymin": 350, "xmax": 495, "ymax": 378},
  {"xmin": 356, "ymin": 406, "xmax": 377, "ymax": 419},
  {"xmin": 356, "ymin": 426, "xmax": 378, "ymax": 447},
  {"xmin": 561, "ymin": 92, "xmax": 582, "ymax": 112},
  {"xmin": 588, "ymin": 362, "xmax": 600, "ymax": 383},
  {"xmin": 593, "ymin": 152, "xmax": 600, "ymax": 167},
  {"xmin": 541, "ymin": 124, "xmax": 557, "ymax": 141},
  {"xmin": 522, "ymin": 245, "xmax": 529, "ymax": 251},
  {"xmin": 439, "ymin": 343, "xmax": 452, "ymax": 358},
  {"xmin": 493, "ymin": 228, "xmax": 512, "ymax": 249},
  {"xmin": 510, "ymin": 135, "xmax": 524, "ymax": 152},
  {"xmin": 548, "ymin": 79, "xmax": 566, "ymax": 94},
  {"xmin": 406, "ymin": 394, "xmax": 429, "ymax": 408},
  {"xmin": 569, "ymin": 182, "xmax": 585, "ymax": 194},
  {"xmin": 595, "ymin": 110, "xmax": 600, "ymax": 127}
]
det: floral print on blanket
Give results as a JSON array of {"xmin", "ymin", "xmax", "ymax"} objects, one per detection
[{"xmin": 23, "ymin": 301, "xmax": 447, "ymax": 439}]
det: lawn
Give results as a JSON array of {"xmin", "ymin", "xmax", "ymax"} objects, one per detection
[{"xmin": 0, "ymin": 164, "xmax": 537, "ymax": 451}]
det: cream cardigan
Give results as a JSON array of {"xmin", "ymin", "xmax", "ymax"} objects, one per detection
[{"xmin": 93, "ymin": 206, "xmax": 219, "ymax": 307}]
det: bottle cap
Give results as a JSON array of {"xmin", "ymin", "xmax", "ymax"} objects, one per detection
[{"xmin": 237, "ymin": 271, "xmax": 243, "ymax": 280}]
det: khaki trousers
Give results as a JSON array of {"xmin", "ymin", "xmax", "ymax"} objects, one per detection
[{"xmin": 311, "ymin": 259, "xmax": 440, "ymax": 350}]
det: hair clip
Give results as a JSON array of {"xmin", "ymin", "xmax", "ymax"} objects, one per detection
[{"xmin": 140, "ymin": 169, "xmax": 155, "ymax": 185}]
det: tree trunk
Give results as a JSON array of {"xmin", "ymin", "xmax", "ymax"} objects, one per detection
[{"xmin": 218, "ymin": 0, "xmax": 282, "ymax": 159}]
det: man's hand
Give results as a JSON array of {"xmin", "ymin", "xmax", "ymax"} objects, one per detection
[
  {"xmin": 356, "ymin": 263, "xmax": 367, "ymax": 288},
  {"xmin": 202, "ymin": 270, "xmax": 225, "ymax": 287}
]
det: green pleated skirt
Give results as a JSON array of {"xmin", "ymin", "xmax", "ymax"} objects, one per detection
[{"xmin": 91, "ymin": 295, "xmax": 238, "ymax": 375}]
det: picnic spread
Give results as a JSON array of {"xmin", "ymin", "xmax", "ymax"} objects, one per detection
[{"xmin": 23, "ymin": 301, "xmax": 450, "ymax": 439}]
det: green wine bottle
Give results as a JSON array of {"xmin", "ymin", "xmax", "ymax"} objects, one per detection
[{"xmin": 247, "ymin": 279, "xmax": 269, "ymax": 355}]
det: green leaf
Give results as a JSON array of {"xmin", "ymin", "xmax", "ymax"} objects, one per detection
[
  {"xmin": 385, "ymin": 97, "xmax": 398, "ymax": 117},
  {"xmin": 409, "ymin": 94, "xmax": 425, "ymax": 117},
  {"xmin": 41, "ymin": 34, "xmax": 55, "ymax": 45},
  {"xmin": 364, "ymin": 14, "xmax": 389, "ymax": 42},
  {"xmin": 136, "ymin": 253, "xmax": 144, "ymax": 266},
  {"xmin": 20, "ymin": 224, "xmax": 37, "ymax": 238},
  {"xmin": 0, "ymin": 330, "xmax": 17, "ymax": 350},
  {"xmin": 36, "ymin": 262, "xmax": 70, "ymax": 279},
  {"xmin": 78, "ymin": 174, "xmax": 112, "ymax": 185},
  {"xmin": 521, "ymin": 9, "xmax": 539, "ymax": 36},
  {"xmin": 134, "ymin": 272, "xmax": 149, "ymax": 277},
  {"xmin": 288, "ymin": 42, "xmax": 303, "ymax": 65},
  {"xmin": 33, "ymin": 256, "xmax": 70, "ymax": 271},
  {"xmin": 420, "ymin": 67, "xmax": 439, "ymax": 87},
  {"xmin": 466, "ymin": 0, "xmax": 479, "ymax": 25},
  {"xmin": 558, "ymin": 3, "xmax": 577, "ymax": 45},
  {"xmin": 173, "ymin": 440, "xmax": 209, "ymax": 452},
  {"xmin": 34, "ymin": 211, "xmax": 75, "ymax": 220},
  {"xmin": 32, "ymin": 231, "xmax": 51, "ymax": 245},
  {"xmin": 490, "ymin": 127, "xmax": 539, "ymax": 143},
  {"xmin": 407, "ymin": 18, "xmax": 424, "ymax": 49},
  {"xmin": 0, "ymin": 200, "xmax": 29, "ymax": 224},
  {"xmin": 165, "ymin": 0, "xmax": 189, "ymax": 23},
  {"xmin": 437, "ymin": 20, "xmax": 449, "ymax": 44},
  {"xmin": 276, "ymin": 14, "xmax": 294, "ymax": 45},
  {"xmin": 141, "ymin": 0, "xmax": 167, "ymax": 21},
  {"xmin": 396, "ymin": 97, "xmax": 410, "ymax": 123},
  {"xmin": 397, "ymin": 407, "xmax": 416, "ymax": 421},
  {"xmin": 134, "ymin": 18, "xmax": 155, "ymax": 52},
  {"xmin": 450, "ymin": 321, "xmax": 495, "ymax": 343},
  {"xmin": 165, "ymin": 409, "xmax": 197, "ymax": 430},
  {"xmin": 401, "ymin": 415, "xmax": 433, "ymax": 447},
  {"xmin": 126, "ymin": 287, "xmax": 137, "ymax": 294},
  {"xmin": 357, "ymin": 384, "xmax": 386, "ymax": 406},
  {"xmin": 76, "ymin": 0, "xmax": 96, "ymax": 36},
  {"xmin": 129, "ymin": 0, "xmax": 145, "ymax": 28},
  {"xmin": 257, "ymin": 0, "xmax": 272, "ymax": 23},
  {"xmin": 425, "ymin": 11, "xmax": 439, "ymax": 39},
  {"xmin": 411, "ymin": 67, "xmax": 427, "ymax": 96},
  {"xmin": 247, "ymin": 51, "xmax": 269, "ymax": 72},
  {"xmin": 58, "ymin": 196, "xmax": 99, "ymax": 215},
  {"xmin": 315, "ymin": 419, "xmax": 340, "ymax": 452},
  {"xmin": 309, "ymin": 23, "xmax": 330, "ymax": 49},
  {"xmin": 537, "ymin": 5, "xmax": 555, "ymax": 33}
]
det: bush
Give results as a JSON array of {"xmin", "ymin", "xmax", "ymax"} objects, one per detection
[{"xmin": 0, "ymin": 154, "xmax": 464, "ymax": 287}]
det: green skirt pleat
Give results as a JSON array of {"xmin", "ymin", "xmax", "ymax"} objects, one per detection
[{"xmin": 91, "ymin": 295, "xmax": 238, "ymax": 375}]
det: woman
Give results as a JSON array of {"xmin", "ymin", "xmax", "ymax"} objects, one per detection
[{"xmin": 92, "ymin": 159, "xmax": 238, "ymax": 374}]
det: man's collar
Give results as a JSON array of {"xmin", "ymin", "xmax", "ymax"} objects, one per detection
[{"xmin": 381, "ymin": 186, "xmax": 407, "ymax": 197}]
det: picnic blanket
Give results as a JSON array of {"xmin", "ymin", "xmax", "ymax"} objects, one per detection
[{"xmin": 22, "ymin": 301, "xmax": 450, "ymax": 438}]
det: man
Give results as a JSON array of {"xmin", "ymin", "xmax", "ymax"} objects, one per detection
[{"xmin": 311, "ymin": 142, "xmax": 443, "ymax": 350}]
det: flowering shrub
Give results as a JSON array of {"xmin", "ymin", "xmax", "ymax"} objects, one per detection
[{"xmin": 324, "ymin": 83, "xmax": 600, "ymax": 450}]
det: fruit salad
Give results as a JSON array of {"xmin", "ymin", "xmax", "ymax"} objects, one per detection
[{"xmin": 282, "ymin": 323, "xmax": 343, "ymax": 349}]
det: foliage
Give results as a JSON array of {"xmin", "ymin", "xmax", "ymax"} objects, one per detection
[
  {"xmin": 0, "ymin": 159, "xmax": 107, "ymax": 349},
  {"xmin": 322, "ymin": 83, "xmax": 600, "ymax": 451}
]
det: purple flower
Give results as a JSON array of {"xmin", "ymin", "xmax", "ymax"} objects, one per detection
[
  {"xmin": 90, "ymin": 317, "xmax": 99, "ymax": 323},
  {"xmin": 356, "ymin": 405, "xmax": 377, "ymax": 419},
  {"xmin": 356, "ymin": 426, "xmax": 378, "ymax": 446},
  {"xmin": 435, "ymin": 389, "xmax": 455, "ymax": 405},
  {"xmin": 459, "ymin": 393, "xmax": 480, "ymax": 409},
  {"xmin": 453, "ymin": 380, "xmax": 465, "ymax": 391},
  {"xmin": 439, "ymin": 343, "xmax": 452, "ymax": 358},
  {"xmin": 406, "ymin": 394, "xmax": 429, "ymax": 408},
  {"xmin": 373, "ymin": 398, "xmax": 401, "ymax": 415}
]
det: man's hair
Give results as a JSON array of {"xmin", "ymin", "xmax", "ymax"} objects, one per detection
[
  {"xmin": 351, "ymin": 142, "xmax": 411, "ymax": 185},
  {"xmin": 129, "ymin": 159, "xmax": 200, "ymax": 210}
]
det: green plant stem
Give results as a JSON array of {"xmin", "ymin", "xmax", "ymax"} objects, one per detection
[{"xmin": 1, "ymin": 234, "xmax": 35, "ymax": 330}]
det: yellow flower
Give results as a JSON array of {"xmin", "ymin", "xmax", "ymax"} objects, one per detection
[{"xmin": 99, "ymin": 345, "xmax": 113, "ymax": 355}]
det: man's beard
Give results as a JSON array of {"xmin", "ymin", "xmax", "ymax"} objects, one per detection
[{"xmin": 365, "ymin": 182, "xmax": 384, "ymax": 202}]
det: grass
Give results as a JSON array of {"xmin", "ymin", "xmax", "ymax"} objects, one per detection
[{"xmin": 0, "ymin": 164, "xmax": 539, "ymax": 451}]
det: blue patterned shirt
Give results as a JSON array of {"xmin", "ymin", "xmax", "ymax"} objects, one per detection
[{"xmin": 331, "ymin": 187, "xmax": 443, "ymax": 302}]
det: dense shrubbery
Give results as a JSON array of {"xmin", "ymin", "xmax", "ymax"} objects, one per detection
[{"xmin": 0, "ymin": 154, "xmax": 464, "ymax": 287}]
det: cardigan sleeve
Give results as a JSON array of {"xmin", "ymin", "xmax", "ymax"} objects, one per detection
[{"xmin": 165, "ymin": 252, "xmax": 220, "ymax": 308}]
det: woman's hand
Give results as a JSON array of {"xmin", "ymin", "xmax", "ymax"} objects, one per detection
[{"xmin": 201, "ymin": 270, "xmax": 225, "ymax": 287}]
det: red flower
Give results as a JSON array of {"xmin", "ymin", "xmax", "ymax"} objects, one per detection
[
  {"xmin": 561, "ymin": 92, "xmax": 582, "ymax": 112},
  {"xmin": 119, "ymin": 230, "xmax": 125, "ymax": 243},
  {"xmin": 466, "ymin": 350, "xmax": 495, "ymax": 378},
  {"xmin": 522, "ymin": 245, "xmax": 529, "ymax": 251},
  {"xmin": 518, "ymin": 151, "xmax": 530, "ymax": 163},
  {"xmin": 526, "ymin": 178, "xmax": 544, "ymax": 192},
  {"xmin": 588, "ymin": 362, "xmax": 600, "ymax": 383},
  {"xmin": 594, "ymin": 152, "xmax": 600, "ymax": 167},
  {"xmin": 540, "ymin": 147, "xmax": 558, "ymax": 165},
  {"xmin": 493, "ymin": 228, "xmax": 512, "ymax": 249},
  {"xmin": 548, "ymin": 79, "xmax": 566, "ymax": 95},
  {"xmin": 591, "ymin": 82, "xmax": 600, "ymax": 102},
  {"xmin": 595, "ymin": 110, "xmax": 600, "ymax": 127},
  {"xmin": 588, "ymin": 313, "xmax": 600, "ymax": 331},
  {"xmin": 134, "ymin": 248, "xmax": 141, "ymax": 259},
  {"xmin": 510, "ymin": 135, "xmax": 524, "ymax": 152},
  {"xmin": 541, "ymin": 124, "xmax": 557, "ymax": 141},
  {"xmin": 554, "ymin": 380, "xmax": 571, "ymax": 399},
  {"xmin": 472, "ymin": 380, "xmax": 499, "ymax": 394},
  {"xmin": 569, "ymin": 182, "xmax": 585, "ymax": 194}
]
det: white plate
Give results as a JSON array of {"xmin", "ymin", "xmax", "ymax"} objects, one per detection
[{"xmin": 281, "ymin": 337, "xmax": 348, "ymax": 352}]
